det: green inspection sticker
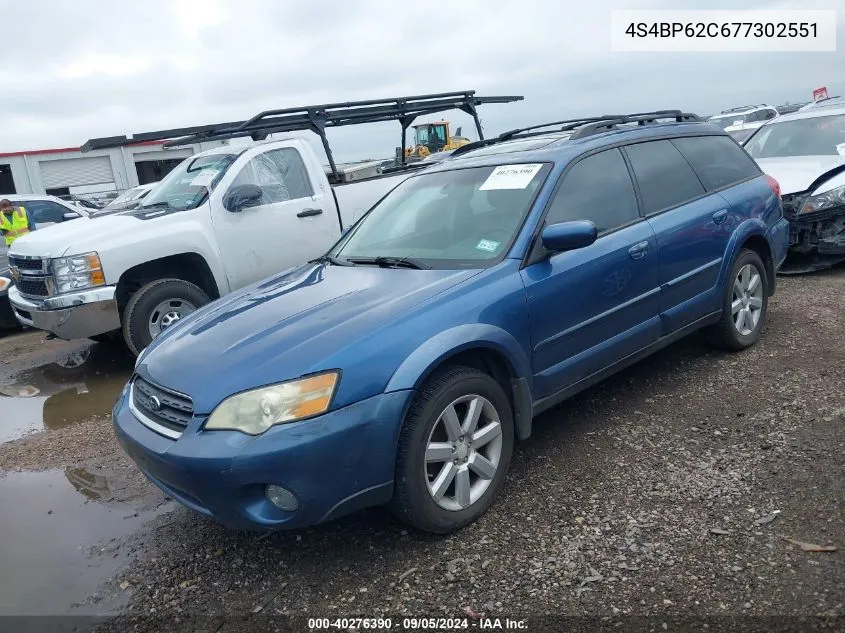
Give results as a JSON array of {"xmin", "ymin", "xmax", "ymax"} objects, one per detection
[{"xmin": 476, "ymin": 239, "xmax": 500, "ymax": 252}]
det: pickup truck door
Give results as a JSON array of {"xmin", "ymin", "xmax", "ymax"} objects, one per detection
[{"xmin": 210, "ymin": 145, "xmax": 338, "ymax": 289}]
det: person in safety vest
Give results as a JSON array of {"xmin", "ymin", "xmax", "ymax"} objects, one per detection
[{"xmin": 0, "ymin": 199, "xmax": 35, "ymax": 246}]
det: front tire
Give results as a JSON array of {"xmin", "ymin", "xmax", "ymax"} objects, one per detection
[
  {"xmin": 391, "ymin": 366, "xmax": 514, "ymax": 534},
  {"xmin": 122, "ymin": 279, "xmax": 209, "ymax": 356},
  {"xmin": 707, "ymin": 248, "xmax": 769, "ymax": 351}
]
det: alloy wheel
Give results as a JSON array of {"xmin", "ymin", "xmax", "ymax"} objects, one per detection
[
  {"xmin": 731, "ymin": 263, "xmax": 763, "ymax": 336},
  {"xmin": 424, "ymin": 394, "xmax": 503, "ymax": 511}
]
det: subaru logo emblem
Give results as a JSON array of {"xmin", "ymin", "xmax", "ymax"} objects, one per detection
[{"xmin": 148, "ymin": 395, "xmax": 162, "ymax": 411}]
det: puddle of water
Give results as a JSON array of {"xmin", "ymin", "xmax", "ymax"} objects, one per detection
[
  {"xmin": 0, "ymin": 343, "xmax": 133, "ymax": 445},
  {"xmin": 0, "ymin": 469, "xmax": 169, "ymax": 615}
]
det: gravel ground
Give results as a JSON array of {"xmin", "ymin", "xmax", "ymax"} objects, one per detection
[{"xmin": 1, "ymin": 271, "xmax": 843, "ymax": 632}]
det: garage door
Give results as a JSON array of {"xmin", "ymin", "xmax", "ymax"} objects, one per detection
[{"xmin": 39, "ymin": 157, "xmax": 114, "ymax": 188}]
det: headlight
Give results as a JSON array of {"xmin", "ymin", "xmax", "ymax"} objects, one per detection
[
  {"xmin": 52, "ymin": 252, "xmax": 105, "ymax": 293},
  {"xmin": 0, "ymin": 277, "xmax": 10, "ymax": 292},
  {"xmin": 205, "ymin": 372, "xmax": 339, "ymax": 435},
  {"xmin": 800, "ymin": 184, "xmax": 845, "ymax": 214}
]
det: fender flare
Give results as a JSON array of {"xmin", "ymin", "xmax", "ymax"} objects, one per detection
[
  {"xmin": 385, "ymin": 324, "xmax": 535, "ymax": 439},
  {"xmin": 385, "ymin": 323, "xmax": 532, "ymax": 393},
  {"xmin": 717, "ymin": 218, "xmax": 770, "ymax": 288}
]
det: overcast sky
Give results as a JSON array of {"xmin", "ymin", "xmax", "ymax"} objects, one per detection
[{"xmin": 2, "ymin": 0, "xmax": 842, "ymax": 162}]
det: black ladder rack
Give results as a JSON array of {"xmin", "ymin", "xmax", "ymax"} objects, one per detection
[{"xmin": 80, "ymin": 91, "xmax": 523, "ymax": 181}]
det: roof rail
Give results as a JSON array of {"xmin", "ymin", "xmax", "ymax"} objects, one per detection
[
  {"xmin": 80, "ymin": 91, "xmax": 523, "ymax": 181},
  {"xmin": 568, "ymin": 110, "xmax": 702, "ymax": 139},
  {"xmin": 720, "ymin": 104, "xmax": 767, "ymax": 113},
  {"xmin": 451, "ymin": 110, "xmax": 703, "ymax": 157}
]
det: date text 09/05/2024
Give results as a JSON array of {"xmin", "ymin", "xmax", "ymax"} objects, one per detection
[{"xmin": 307, "ymin": 617, "xmax": 528, "ymax": 630}]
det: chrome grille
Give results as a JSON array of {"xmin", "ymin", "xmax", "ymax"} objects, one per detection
[
  {"xmin": 16, "ymin": 278, "xmax": 49, "ymax": 297},
  {"xmin": 131, "ymin": 376, "xmax": 194, "ymax": 439},
  {"xmin": 8, "ymin": 256, "xmax": 47, "ymax": 272}
]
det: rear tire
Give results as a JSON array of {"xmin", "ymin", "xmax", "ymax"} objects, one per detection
[
  {"xmin": 122, "ymin": 279, "xmax": 209, "ymax": 356},
  {"xmin": 391, "ymin": 366, "xmax": 514, "ymax": 534},
  {"xmin": 706, "ymin": 249, "xmax": 768, "ymax": 351}
]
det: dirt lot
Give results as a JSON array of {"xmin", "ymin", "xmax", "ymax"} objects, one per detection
[{"xmin": 0, "ymin": 271, "xmax": 843, "ymax": 632}]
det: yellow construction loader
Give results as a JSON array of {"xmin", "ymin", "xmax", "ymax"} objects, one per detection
[{"xmin": 404, "ymin": 121, "xmax": 470, "ymax": 161}]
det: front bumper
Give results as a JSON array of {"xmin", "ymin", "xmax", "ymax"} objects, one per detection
[
  {"xmin": 113, "ymin": 385, "xmax": 414, "ymax": 530},
  {"xmin": 8, "ymin": 285, "xmax": 120, "ymax": 340}
]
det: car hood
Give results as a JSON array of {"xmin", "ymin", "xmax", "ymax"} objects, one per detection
[
  {"xmin": 9, "ymin": 214, "xmax": 140, "ymax": 258},
  {"xmin": 139, "ymin": 263, "xmax": 479, "ymax": 413},
  {"xmin": 754, "ymin": 155, "xmax": 845, "ymax": 194}
]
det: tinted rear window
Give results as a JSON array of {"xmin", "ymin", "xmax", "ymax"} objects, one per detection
[
  {"xmin": 672, "ymin": 136, "xmax": 760, "ymax": 191},
  {"xmin": 624, "ymin": 140, "xmax": 706, "ymax": 215}
]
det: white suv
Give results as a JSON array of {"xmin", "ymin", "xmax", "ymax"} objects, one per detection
[{"xmin": 708, "ymin": 105, "xmax": 779, "ymax": 143}]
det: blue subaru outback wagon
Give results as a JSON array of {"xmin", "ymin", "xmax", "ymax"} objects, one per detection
[{"xmin": 114, "ymin": 111, "xmax": 789, "ymax": 534}]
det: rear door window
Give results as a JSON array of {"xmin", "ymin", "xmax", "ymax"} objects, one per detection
[
  {"xmin": 672, "ymin": 136, "xmax": 760, "ymax": 192},
  {"xmin": 546, "ymin": 148, "xmax": 640, "ymax": 234},
  {"xmin": 623, "ymin": 140, "xmax": 706, "ymax": 215}
]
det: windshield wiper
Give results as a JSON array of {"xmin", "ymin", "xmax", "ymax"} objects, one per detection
[
  {"xmin": 310, "ymin": 254, "xmax": 350, "ymax": 266},
  {"xmin": 138, "ymin": 201, "xmax": 171, "ymax": 210},
  {"xmin": 345, "ymin": 256, "xmax": 430, "ymax": 270}
]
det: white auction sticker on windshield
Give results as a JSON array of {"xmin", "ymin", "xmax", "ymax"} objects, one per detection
[
  {"xmin": 476, "ymin": 239, "xmax": 500, "ymax": 252},
  {"xmin": 836, "ymin": 143, "xmax": 845, "ymax": 156},
  {"xmin": 190, "ymin": 171, "xmax": 217, "ymax": 187},
  {"xmin": 480, "ymin": 164, "xmax": 543, "ymax": 191}
]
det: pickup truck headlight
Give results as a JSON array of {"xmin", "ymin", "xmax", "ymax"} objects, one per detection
[
  {"xmin": 52, "ymin": 252, "xmax": 105, "ymax": 294},
  {"xmin": 0, "ymin": 277, "xmax": 10, "ymax": 292},
  {"xmin": 205, "ymin": 372, "xmax": 339, "ymax": 435},
  {"xmin": 800, "ymin": 184, "xmax": 845, "ymax": 214}
]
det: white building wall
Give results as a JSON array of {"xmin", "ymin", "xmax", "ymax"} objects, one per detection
[{"xmin": 2, "ymin": 140, "xmax": 228, "ymax": 196}]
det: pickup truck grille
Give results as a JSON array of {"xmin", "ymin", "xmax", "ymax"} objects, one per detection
[
  {"xmin": 8, "ymin": 256, "xmax": 47, "ymax": 273},
  {"xmin": 16, "ymin": 278, "xmax": 49, "ymax": 297},
  {"xmin": 132, "ymin": 376, "xmax": 194, "ymax": 438}
]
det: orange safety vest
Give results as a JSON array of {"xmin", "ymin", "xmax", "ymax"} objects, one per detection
[{"xmin": 1, "ymin": 207, "xmax": 30, "ymax": 246}]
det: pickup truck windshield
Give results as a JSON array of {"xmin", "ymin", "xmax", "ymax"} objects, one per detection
[
  {"xmin": 139, "ymin": 154, "xmax": 237, "ymax": 211},
  {"xmin": 334, "ymin": 163, "xmax": 550, "ymax": 269},
  {"xmin": 745, "ymin": 114, "xmax": 845, "ymax": 158}
]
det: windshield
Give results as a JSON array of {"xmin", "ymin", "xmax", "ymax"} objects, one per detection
[
  {"xmin": 334, "ymin": 163, "xmax": 550, "ymax": 269},
  {"xmin": 709, "ymin": 114, "xmax": 747, "ymax": 130},
  {"xmin": 139, "ymin": 153, "xmax": 237, "ymax": 211},
  {"xmin": 107, "ymin": 186, "xmax": 145, "ymax": 208},
  {"xmin": 745, "ymin": 114, "xmax": 845, "ymax": 158}
]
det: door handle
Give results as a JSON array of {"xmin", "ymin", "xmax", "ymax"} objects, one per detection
[
  {"xmin": 297, "ymin": 208, "xmax": 323, "ymax": 218},
  {"xmin": 628, "ymin": 241, "xmax": 649, "ymax": 260},
  {"xmin": 713, "ymin": 209, "xmax": 728, "ymax": 224}
]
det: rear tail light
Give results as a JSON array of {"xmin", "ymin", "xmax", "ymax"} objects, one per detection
[{"xmin": 765, "ymin": 174, "xmax": 781, "ymax": 199}]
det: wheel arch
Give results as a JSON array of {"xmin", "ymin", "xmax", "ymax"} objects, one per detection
[
  {"xmin": 385, "ymin": 324, "xmax": 534, "ymax": 440},
  {"xmin": 720, "ymin": 219, "xmax": 775, "ymax": 296},
  {"xmin": 116, "ymin": 252, "xmax": 221, "ymax": 312}
]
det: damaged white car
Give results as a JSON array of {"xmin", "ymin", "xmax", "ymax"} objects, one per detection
[{"xmin": 745, "ymin": 106, "xmax": 845, "ymax": 272}]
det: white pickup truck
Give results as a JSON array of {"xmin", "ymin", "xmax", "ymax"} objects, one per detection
[
  {"xmin": 7, "ymin": 138, "xmax": 410, "ymax": 354},
  {"xmin": 7, "ymin": 91, "xmax": 522, "ymax": 354}
]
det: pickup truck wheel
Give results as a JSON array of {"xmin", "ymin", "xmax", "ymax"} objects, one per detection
[
  {"xmin": 122, "ymin": 279, "xmax": 209, "ymax": 356},
  {"xmin": 391, "ymin": 366, "xmax": 514, "ymax": 534},
  {"xmin": 707, "ymin": 248, "xmax": 768, "ymax": 351}
]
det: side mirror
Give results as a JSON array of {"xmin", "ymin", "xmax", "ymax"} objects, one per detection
[
  {"xmin": 541, "ymin": 220, "xmax": 598, "ymax": 253},
  {"xmin": 63, "ymin": 212, "xmax": 81, "ymax": 221},
  {"xmin": 223, "ymin": 184, "xmax": 263, "ymax": 212}
]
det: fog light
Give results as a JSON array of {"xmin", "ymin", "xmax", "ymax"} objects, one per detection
[{"xmin": 266, "ymin": 485, "xmax": 299, "ymax": 511}]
